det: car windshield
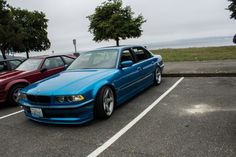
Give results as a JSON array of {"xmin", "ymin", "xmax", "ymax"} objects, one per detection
[
  {"xmin": 16, "ymin": 58, "xmax": 42, "ymax": 71},
  {"xmin": 67, "ymin": 49, "xmax": 118, "ymax": 70}
]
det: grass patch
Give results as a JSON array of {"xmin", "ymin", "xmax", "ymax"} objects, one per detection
[{"xmin": 151, "ymin": 46, "xmax": 236, "ymax": 62}]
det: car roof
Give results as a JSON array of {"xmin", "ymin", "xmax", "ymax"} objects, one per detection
[
  {"xmin": 29, "ymin": 54, "xmax": 76, "ymax": 59},
  {"xmin": 0, "ymin": 58, "xmax": 26, "ymax": 62},
  {"xmin": 97, "ymin": 45, "xmax": 144, "ymax": 51}
]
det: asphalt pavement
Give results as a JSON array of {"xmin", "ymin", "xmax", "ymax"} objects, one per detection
[{"xmin": 0, "ymin": 77, "xmax": 235, "ymax": 157}]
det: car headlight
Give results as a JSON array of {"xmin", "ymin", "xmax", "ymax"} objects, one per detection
[
  {"xmin": 55, "ymin": 95, "xmax": 85, "ymax": 103},
  {"xmin": 17, "ymin": 92, "xmax": 27, "ymax": 102}
]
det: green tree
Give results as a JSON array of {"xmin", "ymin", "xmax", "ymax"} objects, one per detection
[
  {"xmin": 11, "ymin": 8, "xmax": 50, "ymax": 58},
  {"xmin": 87, "ymin": 0, "xmax": 146, "ymax": 46},
  {"xmin": 0, "ymin": 0, "xmax": 12, "ymax": 59},
  {"xmin": 0, "ymin": 0, "xmax": 50, "ymax": 59},
  {"xmin": 228, "ymin": 0, "xmax": 236, "ymax": 19}
]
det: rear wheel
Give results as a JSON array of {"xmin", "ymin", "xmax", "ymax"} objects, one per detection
[
  {"xmin": 154, "ymin": 67, "xmax": 162, "ymax": 86},
  {"xmin": 94, "ymin": 86, "xmax": 115, "ymax": 119},
  {"xmin": 8, "ymin": 84, "xmax": 27, "ymax": 106}
]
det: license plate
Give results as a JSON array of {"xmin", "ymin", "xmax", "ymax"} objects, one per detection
[{"xmin": 30, "ymin": 108, "xmax": 43, "ymax": 118}]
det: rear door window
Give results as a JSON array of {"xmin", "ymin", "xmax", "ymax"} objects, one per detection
[
  {"xmin": 42, "ymin": 57, "xmax": 64, "ymax": 70},
  {"xmin": 132, "ymin": 47, "xmax": 152, "ymax": 62}
]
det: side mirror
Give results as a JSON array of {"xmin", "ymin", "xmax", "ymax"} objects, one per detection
[
  {"xmin": 120, "ymin": 60, "xmax": 133, "ymax": 68},
  {"xmin": 40, "ymin": 68, "xmax": 47, "ymax": 73}
]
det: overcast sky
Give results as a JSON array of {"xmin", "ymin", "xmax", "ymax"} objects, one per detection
[{"xmin": 8, "ymin": 0, "xmax": 236, "ymax": 52}]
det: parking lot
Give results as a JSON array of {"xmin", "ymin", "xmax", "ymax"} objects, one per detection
[{"xmin": 0, "ymin": 77, "xmax": 235, "ymax": 157}]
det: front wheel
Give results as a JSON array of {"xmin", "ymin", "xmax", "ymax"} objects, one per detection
[
  {"xmin": 154, "ymin": 67, "xmax": 162, "ymax": 86},
  {"xmin": 8, "ymin": 84, "xmax": 26, "ymax": 106},
  {"xmin": 94, "ymin": 86, "xmax": 115, "ymax": 119}
]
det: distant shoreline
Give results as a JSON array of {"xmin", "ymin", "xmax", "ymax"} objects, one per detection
[
  {"xmin": 150, "ymin": 44, "xmax": 236, "ymax": 51},
  {"xmin": 1, "ymin": 36, "xmax": 235, "ymax": 58},
  {"xmin": 146, "ymin": 36, "xmax": 235, "ymax": 50}
]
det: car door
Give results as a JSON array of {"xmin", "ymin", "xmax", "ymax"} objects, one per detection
[
  {"xmin": 39, "ymin": 56, "xmax": 65, "ymax": 80},
  {"xmin": 131, "ymin": 47, "xmax": 156, "ymax": 85},
  {"xmin": 115, "ymin": 49, "xmax": 142, "ymax": 103}
]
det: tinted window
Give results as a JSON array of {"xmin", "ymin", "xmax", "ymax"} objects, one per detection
[
  {"xmin": 132, "ymin": 47, "xmax": 152, "ymax": 62},
  {"xmin": 121, "ymin": 49, "xmax": 135, "ymax": 62},
  {"xmin": 0, "ymin": 61, "xmax": 8, "ymax": 72},
  {"xmin": 68, "ymin": 49, "xmax": 118, "ymax": 70},
  {"xmin": 9, "ymin": 60, "xmax": 22, "ymax": 69},
  {"xmin": 42, "ymin": 57, "xmax": 64, "ymax": 70},
  {"xmin": 62, "ymin": 56, "xmax": 74, "ymax": 65},
  {"xmin": 16, "ymin": 59, "xmax": 42, "ymax": 71}
]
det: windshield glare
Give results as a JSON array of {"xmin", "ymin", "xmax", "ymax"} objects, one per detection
[
  {"xmin": 16, "ymin": 59, "xmax": 42, "ymax": 71},
  {"xmin": 68, "ymin": 49, "xmax": 118, "ymax": 70}
]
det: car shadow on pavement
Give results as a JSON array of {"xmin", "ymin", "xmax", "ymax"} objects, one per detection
[{"xmin": 0, "ymin": 102, "xmax": 17, "ymax": 110}]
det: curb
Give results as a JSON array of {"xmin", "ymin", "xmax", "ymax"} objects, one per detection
[{"xmin": 163, "ymin": 73, "xmax": 236, "ymax": 77}]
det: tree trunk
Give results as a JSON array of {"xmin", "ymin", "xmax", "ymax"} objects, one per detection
[
  {"xmin": 115, "ymin": 38, "xmax": 119, "ymax": 46},
  {"xmin": 26, "ymin": 51, "xmax": 29, "ymax": 59},
  {"xmin": 0, "ymin": 49, "xmax": 7, "ymax": 59}
]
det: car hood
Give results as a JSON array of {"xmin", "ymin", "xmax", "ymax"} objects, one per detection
[
  {"xmin": 23, "ymin": 69, "xmax": 117, "ymax": 95},
  {"xmin": 0, "ymin": 70, "xmax": 26, "ymax": 80}
]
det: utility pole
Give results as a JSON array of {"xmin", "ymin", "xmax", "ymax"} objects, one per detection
[{"xmin": 73, "ymin": 39, "xmax": 77, "ymax": 53}]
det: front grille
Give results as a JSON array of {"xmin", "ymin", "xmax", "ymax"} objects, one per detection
[
  {"xmin": 43, "ymin": 108, "xmax": 84, "ymax": 118},
  {"xmin": 27, "ymin": 95, "xmax": 51, "ymax": 103}
]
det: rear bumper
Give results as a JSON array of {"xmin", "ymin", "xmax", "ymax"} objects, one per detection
[{"xmin": 19, "ymin": 100, "xmax": 94, "ymax": 124}]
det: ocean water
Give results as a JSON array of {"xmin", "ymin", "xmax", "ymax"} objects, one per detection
[
  {"xmin": 146, "ymin": 36, "xmax": 235, "ymax": 50},
  {"xmin": 3, "ymin": 36, "xmax": 236, "ymax": 58}
]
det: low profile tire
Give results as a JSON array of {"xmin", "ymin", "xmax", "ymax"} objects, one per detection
[
  {"xmin": 154, "ymin": 67, "xmax": 162, "ymax": 86},
  {"xmin": 94, "ymin": 86, "xmax": 115, "ymax": 119},
  {"xmin": 8, "ymin": 84, "xmax": 26, "ymax": 106}
]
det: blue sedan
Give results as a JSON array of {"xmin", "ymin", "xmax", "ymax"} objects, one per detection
[{"xmin": 18, "ymin": 45, "xmax": 164, "ymax": 124}]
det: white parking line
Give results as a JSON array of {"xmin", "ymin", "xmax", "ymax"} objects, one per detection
[
  {"xmin": 0, "ymin": 110, "xmax": 24, "ymax": 120},
  {"xmin": 87, "ymin": 77, "xmax": 184, "ymax": 157}
]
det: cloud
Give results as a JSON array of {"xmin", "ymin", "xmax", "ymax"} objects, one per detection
[{"xmin": 7, "ymin": 0, "xmax": 235, "ymax": 52}]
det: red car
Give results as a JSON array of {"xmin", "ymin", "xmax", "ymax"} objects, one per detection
[
  {"xmin": 0, "ymin": 55, "xmax": 76, "ymax": 105},
  {"xmin": 0, "ymin": 58, "xmax": 26, "ymax": 72}
]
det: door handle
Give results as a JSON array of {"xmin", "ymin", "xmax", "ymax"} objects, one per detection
[{"xmin": 137, "ymin": 67, "xmax": 142, "ymax": 71}]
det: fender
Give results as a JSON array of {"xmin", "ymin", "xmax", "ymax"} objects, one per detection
[
  {"xmin": 92, "ymin": 80, "xmax": 110, "ymax": 98},
  {"xmin": 5, "ymin": 79, "xmax": 30, "ymax": 92},
  {"xmin": 92, "ymin": 80, "xmax": 117, "ymax": 104}
]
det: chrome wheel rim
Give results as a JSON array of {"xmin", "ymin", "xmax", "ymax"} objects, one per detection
[
  {"xmin": 103, "ymin": 88, "xmax": 114, "ymax": 116},
  {"xmin": 13, "ymin": 88, "xmax": 21, "ymax": 102},
  {"xmin": 156, "ymin": 68, "xmax": 161, "ymax": 84}
]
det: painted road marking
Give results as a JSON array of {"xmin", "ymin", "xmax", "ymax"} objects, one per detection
[
  {"xmin": 87, "ymin": 77, "xmax": 184, "ymax": 157},
  {"xmin": 0, "ymin": 110, "xmax": 24, "ymax": 120}
]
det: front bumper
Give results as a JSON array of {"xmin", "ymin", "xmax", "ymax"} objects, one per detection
[
  {"xmin": 19, "ymin": 100, "xmax": 94, "ymax": 124},
  {"xmin": 0, "ymin": 89, "xmax": 7, "ymax": 103}
]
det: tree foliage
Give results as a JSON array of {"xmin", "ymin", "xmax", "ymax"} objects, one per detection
[
  {"xmin": 87, "ymin": 0, "xmax": 146, "ymax": 46},
  {"xmin": 11, "ymin": 8, "xmax": 50, "ymax": 58},
  {"xmin": 0, "ymin": 0, "xmax": 50, "ymax": 59},
  {"xmin": 228, "ymin": 0, "xmax": 236, "ymax": 19},
  {"xmin": 0, "ymin": 0, "xmax": 12, "ymax": 59}
]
